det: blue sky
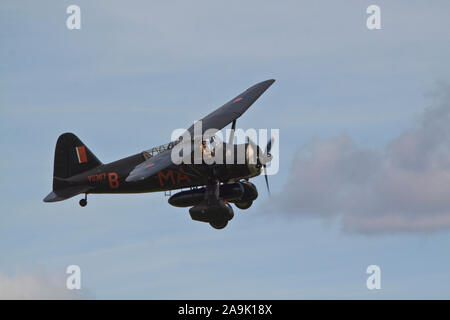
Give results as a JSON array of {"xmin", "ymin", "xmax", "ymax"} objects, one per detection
[{"xmin": 1, "ymin": 0, "xmax": 450, "ymax": 298}]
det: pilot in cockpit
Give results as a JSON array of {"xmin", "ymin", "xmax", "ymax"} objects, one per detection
[
  {"xmin": 201, "ymin": 140, "xmax": 211, "ymax": 157},
  {"xmin": 201, "ymin": 139, "xmax": 215, "ymax": 159}
]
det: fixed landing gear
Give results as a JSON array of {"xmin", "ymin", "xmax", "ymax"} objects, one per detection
[
  {"xmin": 188, "ymin": 179, "xmax": 236, "ymax": 230},
  {"xmin": 234, "ymin": 201, "xmax": 253, "ymax": 210},
  {"xmin": 79, "ymin": 194, "xmax": 87, "ymax": 207},
  {"xmin": 208, "ymin": 203, "xmax": 234, "ymax": 230},
  {"xmin": 210, "ymin": 219, "xmax": 228, "ymax": 230}
]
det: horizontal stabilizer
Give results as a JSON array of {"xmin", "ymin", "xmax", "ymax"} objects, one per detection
[{"xmin": 43, "ymin": 185, "xmax": 91, "ymax": 203}]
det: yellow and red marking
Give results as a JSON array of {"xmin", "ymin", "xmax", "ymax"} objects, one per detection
[{"xmin": 233, "ymin": 97, "xmax": 243, "ymax": 102}]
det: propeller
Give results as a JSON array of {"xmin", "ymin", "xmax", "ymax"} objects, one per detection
[
  {"xmin": 246, "ymin": 136, "xmax": 275, "ymax": 196},
  {"xmin": 262, "ymin": 136, "xmax": 274, "ymax": 196}
]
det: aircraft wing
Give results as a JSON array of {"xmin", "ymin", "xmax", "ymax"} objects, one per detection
[
  {"xmin": 125, "ymin": 79, "xmax": 275, "ymax": 183},
  {"xmin": 126, "ymin": 148, "xmax": 173, "ymax": 182},
  {"xmin": 186, "ymin": 79, "xmax": 275, "ymax": 137}
]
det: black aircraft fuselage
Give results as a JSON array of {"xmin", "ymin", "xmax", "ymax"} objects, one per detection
[{"xmin": 57, "ymin": 144, "xmax": 260, "ymax": 195}]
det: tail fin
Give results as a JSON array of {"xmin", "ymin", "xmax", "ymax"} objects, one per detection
[{"xmin": 52, "ymin": 132, "xmax": 102, "ymax": 191}]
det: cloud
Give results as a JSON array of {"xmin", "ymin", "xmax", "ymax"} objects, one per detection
[
  {"xmin": 268, "ymin": 84, "xmax": 450, "ymax": 234},
  {"xmin": 0, "ymin": 271, "xmax": 90, "ymax": 300}
]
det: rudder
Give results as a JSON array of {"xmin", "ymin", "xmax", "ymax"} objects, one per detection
[{"xmin": 52, "ymin": 133, "xmax": 102, "ymax": 190}]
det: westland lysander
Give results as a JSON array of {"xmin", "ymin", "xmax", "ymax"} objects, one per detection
[{"xmin": 44, "ymin": 80, "xmax": 276, "ymax": 229}]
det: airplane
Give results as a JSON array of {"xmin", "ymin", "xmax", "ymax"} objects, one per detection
[{"xmin": 44, "ymin": 79, "xmax": 276, "ymax": 229}]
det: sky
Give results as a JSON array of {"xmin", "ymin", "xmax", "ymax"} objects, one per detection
[{"xmin": 1, "ymin": 0, "xmax": 450, "ymax": 299}]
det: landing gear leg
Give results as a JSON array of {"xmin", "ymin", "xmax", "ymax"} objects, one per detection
[
  {"xmin": 79, "ymin": 194, "xmax": 87, "ymax": 207},
  {"xmin": 205, "ymin": 178, "xmax": 219, "ymax": 205}
]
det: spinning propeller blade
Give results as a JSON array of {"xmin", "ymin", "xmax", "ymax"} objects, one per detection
[{"xmin": 246, "ymin": 136, "xmax": 275, "ymax": 196}]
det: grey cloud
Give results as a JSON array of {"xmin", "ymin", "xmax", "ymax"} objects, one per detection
[{"xmin": 269, "ymin": 84, "xmax": 450, "ymax": 234}]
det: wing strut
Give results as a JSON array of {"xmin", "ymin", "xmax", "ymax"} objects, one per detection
[{"xmin": 228, "ymin": 120, "xmax": 236, "ymax": 145}]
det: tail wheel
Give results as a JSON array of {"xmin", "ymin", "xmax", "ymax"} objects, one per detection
[{"xmin": 79, "ymin": 194, "xmax": 87, "ymax": 207}]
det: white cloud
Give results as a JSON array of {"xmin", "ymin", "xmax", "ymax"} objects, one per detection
[
  {"xmin": 0, "ymin": 271, "xmax": 89, "ymax": 300},
  {"xmin": 268, "ymin": 84, "xmax": 450, "ymax": 234}
]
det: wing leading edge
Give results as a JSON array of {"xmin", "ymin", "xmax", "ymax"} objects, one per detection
[{"xmin": 186, "ymin": 79, "xmax": 275, "ymax": 137}]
